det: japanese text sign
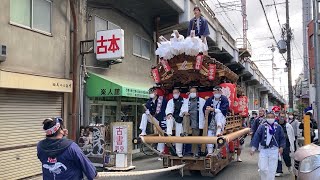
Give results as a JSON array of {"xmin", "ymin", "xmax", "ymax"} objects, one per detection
[
  {"xmin": 208, "ymin": 63, "xmax": 216, "ymax": 81},
  {"xmin": 112, "ymin": 125, "xmax": 128, "ymax": 153},
  {"xmin": 95, "ymin": 29, "xmax": 124, "ymax": 61}
]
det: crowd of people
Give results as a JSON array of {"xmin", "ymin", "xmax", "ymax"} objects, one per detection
[
  {"xmin": 139, "ymin": 86, "xmax": 231, "ymax": 158},
  {"xmin": 249, "ymin": 108, "xmax": 317, "ymax": 180},
  {"xmin": 139, "ymin": 84, "xmax": 250, "ymax": 161}
]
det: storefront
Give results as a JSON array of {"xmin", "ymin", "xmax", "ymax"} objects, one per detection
[
  {"xmin": 84, "ymin": 72, "xmax": 151, "ymax": 151},
  {"xmin": 0, "ymin": 70, "xmax": 72, "ymax": 179}
]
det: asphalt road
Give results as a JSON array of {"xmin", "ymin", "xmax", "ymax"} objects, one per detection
[{"xmin": 106, "ymin": 140, "xmax": 294, "ymax": 180}]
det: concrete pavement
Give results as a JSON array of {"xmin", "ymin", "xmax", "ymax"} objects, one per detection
[
  {"xmin": 106, "ymin": 140, "xmax": 294, "ymax": 180},
  {"xmin": 26, "ymin": 139, "xmax": 294, "ymax": 180}
]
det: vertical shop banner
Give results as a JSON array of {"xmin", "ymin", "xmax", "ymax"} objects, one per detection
[
  {"xmin": 112, "ymin": 126, "xmax": 128, "ymax": 153},
  {"xmin": 111, "ymin": 122, "xmax": 133, "ymax": 154}
]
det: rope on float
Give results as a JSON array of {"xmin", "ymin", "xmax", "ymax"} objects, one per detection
[{"xmin": 97, "ymin": 164, "xmax": 186, "ymax": 177}]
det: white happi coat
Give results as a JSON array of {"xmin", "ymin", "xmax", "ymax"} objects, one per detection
[{"xmin": 185, "ymin": 97, "xmax": 206, "ymax": 129}]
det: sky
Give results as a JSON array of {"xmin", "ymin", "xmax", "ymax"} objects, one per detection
[{"xmin": 207, "ymin": 0, "xmax": 306, "ymax": 100}]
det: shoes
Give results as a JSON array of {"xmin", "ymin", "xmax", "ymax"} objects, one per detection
[
  {"xmin": 236, "ymin": 156, "xmax": 242, "ymax": 162},
  {"xmin": 177, "ymin": 154, "xmax": 183, "ymax": 158},
  {"xmin": 180, "ymin": 132, "xmax": 188, "ymax": 137},
  {"xmin": 288, "ymin": 166, "xmax": 293, "ymax": 173},
  {"xmin": 275, "ymin": 173, "xmax": 282, "ymax": 177},
  {"xmin": 157, "ymin": 157, "xmax": 163, "ymax": 161},
  {"xmin": 139, "ymin": 132, "xmax": 147, "ymax": 136},
  {"xmin": 194, "ymin": 154, "xmax": 200, "ymax": 158}
]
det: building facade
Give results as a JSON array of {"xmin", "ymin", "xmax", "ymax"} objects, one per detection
[
  {"xmin": 0, "ymin": 0, "xmax": 72, "ymax": 179},
  {"xmin": 79, "ymin": 0, "xmax": 182, "ymax": 153}
]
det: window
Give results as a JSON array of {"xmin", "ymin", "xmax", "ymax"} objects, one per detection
[
  {"xmin": 94, "ymin": 16, "xmax": 120, "ymax": 33},
  {"xmin": 133, "ymin": 35, "xmax": 151, "ymax": 60},
  {"xmin": 10, "ymin": 0, "xmax": 52, "ymax": 33},
  {"xmin": 310, "ymin": 34, "xmax": 314, "ymax": 48}
]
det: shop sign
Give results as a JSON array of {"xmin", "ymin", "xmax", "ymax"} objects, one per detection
[
  {"xmin": 95, "ymin": 29, "xmax": 124, "ymax": 61},
  {"xmin": 100, "ymin": 88, "xmax": 121, "ymax": 96},
  {"xmin": 123, "ymin": 88, "xmax": 149, "ymax": 98},
  {"xmin": 112, "ymin": 125, "xmax": 128, "ymax": 153}
]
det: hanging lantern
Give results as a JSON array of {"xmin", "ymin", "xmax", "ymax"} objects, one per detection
[
  {"xmin": 151, "ymin": 67, "xmax": 161, "ymax": 83},
  {"xmin": 208, "ymin": 63, "xmax": 216, "ymax": 81},
  {"xmin": 238, "ymin": 96, "xmax": 249, "ymax": 117},
  {"xmin": 160, "ymin": 58, "xmax": 171, "ymax": 72},
  {"xmin": 233, "ymin": 97, "xmax": 240, "ymax": 114},
  {"xmin": 195, "ymin": 54, "xmax": 204, "ymax": 70},
  {"xmin": 220, "ymin": 83, "xmax": 236, "ymax": 109}
]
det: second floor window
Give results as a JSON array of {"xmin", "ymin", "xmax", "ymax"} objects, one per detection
[
  {"xmin": 133, "ymin": 35, "xmax": 151, "ymax": 60},
  {"xmin": 10, "ymin": 0, "xmax": 52, "ymax": 33}
]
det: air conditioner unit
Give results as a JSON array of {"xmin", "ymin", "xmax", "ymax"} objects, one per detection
[{"xmin": 0, "ymin": 45, "xmax": 7, "ymax": 62}]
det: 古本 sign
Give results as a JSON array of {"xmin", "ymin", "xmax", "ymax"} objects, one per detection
[
  {"xmin": 112, "ymin": 125, "xmax": 128, "ymax": 153},
  {"xmin": 95, "ymin": 29, "xmax": 124, "ymax": 61}
]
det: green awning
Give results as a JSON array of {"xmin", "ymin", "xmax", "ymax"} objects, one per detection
[{"xmin": 86, "ymin": 72, "xmax": 150, "ymax": 99}]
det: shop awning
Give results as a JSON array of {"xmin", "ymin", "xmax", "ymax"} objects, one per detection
[{"xmin": 86, "ymin": 72, "xmax": 150, "ymax": 99}]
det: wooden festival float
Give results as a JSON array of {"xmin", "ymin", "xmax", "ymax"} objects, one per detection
[{"xmin": 132, "ymin": 31, "xmax": 251, "ymax": 177}]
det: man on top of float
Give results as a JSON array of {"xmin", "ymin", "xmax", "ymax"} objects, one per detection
[
  {"xmin": 187, "ymin": 6, "xmax": 210, "ymax": 54},
  {"xmin": 203, "ymin": 86, "xmax": 229, "ymax": 157},
  {"xmin": 166, "ymin": 88, "xmax": 188, "ymax": 158},
  {"xmin": 184, "ymin": 87, "xmax": 206, "ymax": 158}
]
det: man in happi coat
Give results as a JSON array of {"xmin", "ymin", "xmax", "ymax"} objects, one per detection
[
  {"xmin": 166, "ymin": 88, "xmax": 188, "ymax": 158},
  {"xmin": 250, "ymin": 112, "xmax": 286, "ymax": 180},
  {"xmin": 184, "ymin": 87, "xmax": 206, "ymax": 157},
  {"xmin": 203, "ymin": 86, "xmax": 229, "ymax": 157},
  {"xmin": 187, "ymin": 6, "xmax": 210, "ymax": 54},
  {"xmin": 139, "ymin": 87, "xmax": 167, "ymax": 154}
]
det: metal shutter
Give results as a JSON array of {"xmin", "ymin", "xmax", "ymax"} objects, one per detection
[{"xmin": 0, "ymin": 89, "xmax": 63, "ymax": 180}]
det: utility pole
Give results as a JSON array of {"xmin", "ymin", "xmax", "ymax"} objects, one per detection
[
  {"xmin": 286, "ymin": 0, "xmax": 294, "ymax": 112},
  {"xmin": 313, "ymin": 0, "xmax": 320, "ymax": 143}
]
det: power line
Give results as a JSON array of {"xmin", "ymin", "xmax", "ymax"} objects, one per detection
[
  {"xmin": 272, "ymin": 0, "xmax": 282, "ymax": 29},
  {"xmin": 258, "ymin": 0, "xmax": 287, "ymax": 62},
  {"xmin": 213, "ymin": 0, "xmax": 242, "ymax": 37}
]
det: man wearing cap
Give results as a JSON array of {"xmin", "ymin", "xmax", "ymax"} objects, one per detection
[
  {"xmin": 139, "ymin": 87, "xmax": 167, "ymax": 154},
  {"xmin": 37, "ymin": 118, "xmax": 98, "ymax": 180},
  {"xmin": 187, "ymin": 6, "xmax": 210, "ymax": 54},
  {"xmin": 203, "ymin": 86, "xmax": 229, "ymax": 156}
]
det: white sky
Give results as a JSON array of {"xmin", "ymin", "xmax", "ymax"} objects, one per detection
[{"xmin": 207, "ymin": 0, "xmax": 305, "ymax": 100}]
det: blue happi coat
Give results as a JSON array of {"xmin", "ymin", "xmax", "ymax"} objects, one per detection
[
  {"xmin": 251, "ymin": 122, "xmax": 286, "ymax": 150},
  {"xmin": 187, "ymin": 16, "xmax": 210, "ymax": 37},
  {"xmin": 145, "ymin": 96, "xmax": 167, "ymax": 130},
  {"xmin": 203, "ymin": 95, "xmax": 229, "ymax": 126}
]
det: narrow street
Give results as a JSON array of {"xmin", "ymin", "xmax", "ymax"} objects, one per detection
[{"xmin": 107, "ymin": 140, "xmax": 294, "ymax": 180}]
